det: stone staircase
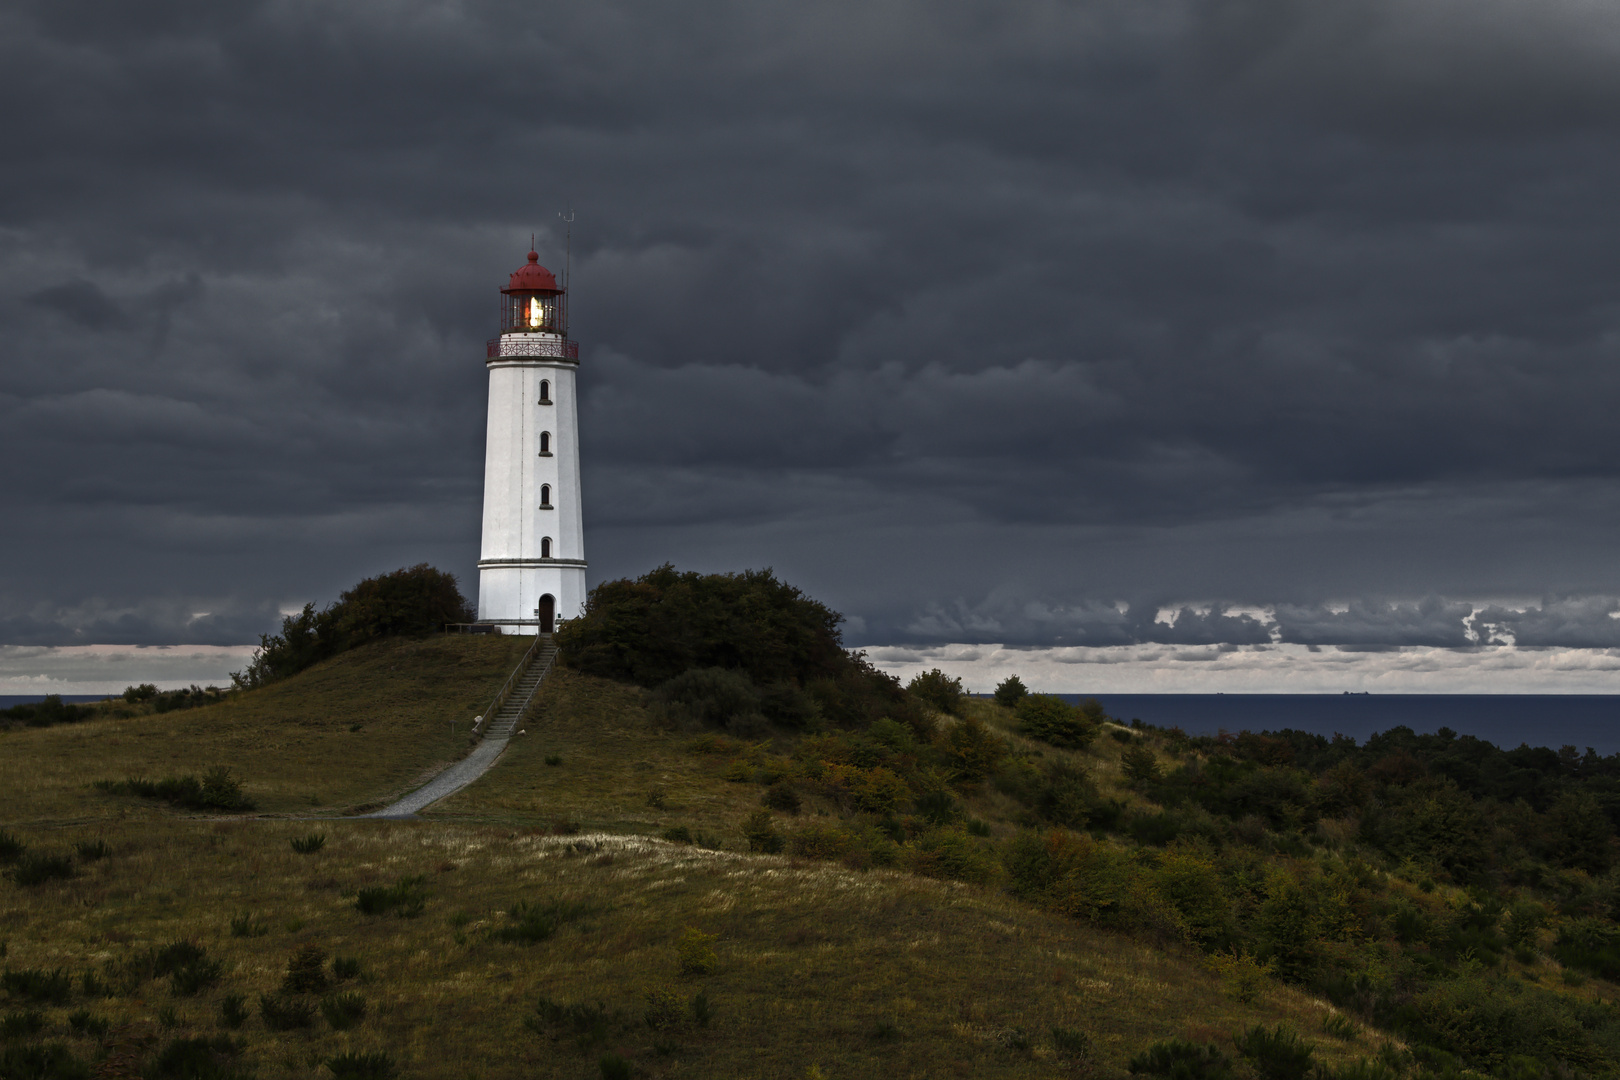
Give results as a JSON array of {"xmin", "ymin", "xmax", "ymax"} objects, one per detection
[{"xmin": 480, "ymin": 637, "xmax": 557, "ymax": 738}]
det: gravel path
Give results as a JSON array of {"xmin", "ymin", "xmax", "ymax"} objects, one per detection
[{"xmin": 361, "ymin": 734, "xmax": 511, "ymax": 819}]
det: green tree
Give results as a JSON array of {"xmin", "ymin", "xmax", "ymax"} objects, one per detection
[
  {"xmin": 907, "ymin": 668, "xmax": 965, "ymax": 715},
  {"xmin": 993, "ymin": 675, "xmax": 1028, "ymax": 708},
  {"xmin": 1017, "ymin": 695, "xmax": 1098, "ymax": 750}
]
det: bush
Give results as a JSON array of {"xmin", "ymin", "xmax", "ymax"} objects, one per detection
[
  {"xmin": 0, "ymin": 831, "xmax": 23, "ymax": 864},
  {"xmin": 354, "ymin": 876, "xmax": 427, "ymax": 917},
  {"xmin": 762, "ymin": 781, "xmax": 801, "ymax": 814},
  {"xmin": 643, "ymin": 986, "xmax": 683, "ymax": 1030},
  {"xmin": 1122, "ymin": 743, "xmax": 1162, "ymax": 785},
  {"xmin": 1, "ymin": 1010, "xmax": 45, "ymax": 1038},
  {"xmin": 282, "ymin": 945, "xmax": 328, "ymax": 994},
  {"xmin": 1551, "ymin": 918, "xmax": 1620, "ymax": 980},
  {"xmin": 1017, "ymin": 695, "xmax": 1098, "ymax": 749},
  {"xmin": 218, "ymin": 994, "xmax": 249, "ymax": 1030},
  {"xmin": 651, "ymin": 667, "xmax": 761, "ymax": 731},
  {"xmin": 557, "ymin": 565, "xmax": 848, "ymax": 689},
  {"xmin": 938, "ymin": 717, "xmax": 1007, "ymax": 784},
  {"xmin": 0, "ymin": 1044, "xmax": 88, "ymax": 1080},
  {"xmin": 690, "ymin": 990, "xmax": 713, "ymax": 1027},
  {"xmin": 72, "ymin": 840, "xmax": 110, "ymax": 862},
  {"xmin": 599, "ymin": 1054, "xmax": 631, "ymax": 1080},
  {"xmin": 233, "ymin": 564, "xmax": 473, "ymax": 689},
  {"xmin": 332, "ymin": 957, "xmax": 361, "ymax": 981},
  {"xmin": 228, "ymin": 913, "xmax": 268, "ymax": 938},
  {"xmin": 1128, "ymin": 1038, "xmax": 1235, "ymax": 1079},
  {"xmin": 1233, "ymin": 1024, "xmax": 1314, "ymax": 1080},
  {"xmin": 65, "ymin": 1010, "xmax": 107, "ymax": 1037},
  {"xmin": 905, "ymin": 829, "xmax": 1000, "ymax": 885},
  {"xmin": 528, "ymin": 998, "xmax": 616, "ymax": 1050},
  {"xmin": 291, "ymin": 833, "xmax": 327, "ymax": 854},
  {"xmin": 0, "ymin": 694, "xmax": 94, "ymax": 731},
  {"xmin": 908, "ymin": 668, "xmax": 965, "ymax": 715},
  {"xmin": 490, "ymin": 899, "xmax": 592, "ymax": 945},
  {"xmin": 170, "ymin": 956, "xmax": 223, "ymax": 997},
  {"xmin": 742, "ymin": 811, "xmax": 783, "ymax": 854},
  {"xmin": 94, "ymin": 767, "xmax": 254, "ymax": 812},
  {"xmin": 259, "ymin": 994, "xmax": 315, "ymax": 1031},
  {"xmin": 993, "ymin": 675, "xmax": 1028, "ymax": 708},
  {"xmin": 325, "ymin": 1051, "xmax": 397, "ymax": 1080},
  {"xmin": 7, "ymin": 853, "xmax": 74, "ymax": 887},
  {"xmin": 0, "ymin": 968, "xmax": 73, "ymax": 1005},
  {"xmin": 1052, "ymin": 1026, "xmax": 1092, "ymax": 1060},
  {"xmin": 676, "ymin": 928, "xmax": 717, "ymax": 976},
  {"xmin": 148, "ymin": 1036, "xmax": 248, "ymax": 1080},
  {"xmin": 320, "ymin": 992, "xmax": 367, "ymax": 1030}
]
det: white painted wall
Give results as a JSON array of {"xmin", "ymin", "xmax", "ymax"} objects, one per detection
[{"xmin": 477, "ymin": 331, "xmax": 587, "ymax": 630}]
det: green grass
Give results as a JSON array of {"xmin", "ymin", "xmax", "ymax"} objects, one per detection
[
  {"xmin": 0, "ymin": 634, "xmax": 528, "ymax": 823},
  {"xmin": 0, "ymin": 636, "xmax": 1426, "ymax": 1078}
]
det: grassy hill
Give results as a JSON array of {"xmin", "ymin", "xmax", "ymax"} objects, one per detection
[{"xmin": 0, "ymin": 635, "xmax": 1412, "ymax": 1080}]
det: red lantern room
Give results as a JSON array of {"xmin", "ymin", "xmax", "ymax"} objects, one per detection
[{"xmin": 500, "ymin": 250, "xmax": 566, "ymax": 335}]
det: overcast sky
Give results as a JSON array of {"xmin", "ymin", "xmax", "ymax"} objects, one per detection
[{"xmin": 7, "ymin": 0, "xmax": 1620, "ymax": 656}]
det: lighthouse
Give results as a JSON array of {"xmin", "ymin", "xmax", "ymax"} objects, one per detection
[{"xmin": 476, "ymin": 248, "xmax": 586, "ymax": 634}]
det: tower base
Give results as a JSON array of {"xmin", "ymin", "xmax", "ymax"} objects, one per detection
[{"xmin": 477, "ymin": 560, "xmax": 587, "ymax": 634}]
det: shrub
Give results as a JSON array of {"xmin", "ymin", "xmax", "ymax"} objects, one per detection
[
  {"xmin": 1551, "ymin": 917, "xmax": 1620, "ymax": 979},
  {"xmin": 1319, "ymin": 1061, "xmax": 1398, "ymax": 1080},
  {"xmin": 762, "ymin": 781, "xmax": 802, "ymax": 814},
  {"xmin": 282, "ymin": 945, "xmax": 328, "ymax": 994},
  {"xmin": 1121, "ymin": 743, "xmax": 1162, "ymax": 785},
  {"xmin": 557, "ymin": 564, "xmax": 848, "ymax": 689},
  {"xmin": 1017, "ymin": 695, "xmax": 1097, "ymax": 749},
  {"xmin": 993, "ymin": 675, "xmax": 1028, "ymax": 708},
  {"xmin": 905, "ymin": 829, "xmax": 1000, "ymax": 886},
  {"xmin": 1128, "ymin": 1038, "xmax": 1234, "ymax": 1079},
  {"xmin": 66, "ymin": 1010, "xmax": 107, "ymax": 1037},
  {"xmin": 291, "ymin": 833, "xmax": 327, "ymax": 854},
  {"xmin": 331, "ymin": 957, "xmax": 361, "ymax": 981},
  {"xmin": 233, "ymin": 564, "xmax": 473, "ymax": 689},
  {"xmin": 8, "ymin": 854, "xmax": 74, "ymax": 886},
  {"xmin": 907, "ymin": 668, "xmax": 965, "ymax": 715},
  {"xmin": 229, "ymin": 913, "xmax": 268, "ymax": 938},
  {"xmin": 914, "ymin": 787, "xmax": 959, "ymax": 826},
  {"xmin": 528, "ymin": 998, "xmax": 616, "ymax": 1050},
  {"xmin": 1052, "ymin": 1026, "xmax": 1092, "ymax": 1060},
  {"xmin": 741, "ymin": 811, "xmax": 783, "ymax": 854},
  {"xmin": 1, "ymin": 1010, "xmax": 45, "ymax": 1038},
  {"xmin": 938, "ymin": 717, "xmax": 1008, "ymax": 784},
  {"xmin": 662, "ymin": 825, "xmax": 693, "ymax": 844},
  {"xmin": 325, "ymin": 1051, "xmax": 398, "ymax": 1080},
  {"xmin": 0, "ymin": 832, "xmax": 23, "ymax": 864},
  {"xmin": 170, "ymin": 957, "xmax": 223, "ymax": 997},
  {"xmin": 354, "ymin": 876, "xmax": 427, "ymax": 917},
  {"xmin": 72, "ymin": 840, "xmax": 111, "ymax": 862},
  {"xmin": 258, "ymin": 994, "xmax": 315, "ymax": 1030},
  {"xmin": 691, "ymin": 991, "xmax": 712, "ymax": 1028},
  {"xmin": 490, "ymin": 899, "xmax": 592, "ymax": 945},
  {"xmin": 0, "ymin": 1044, "xmax": 88, "ymax": 1080},
  {"xmin": 218, "ymin": 994, "xmax": 249, "ymax": 1030},
  {"xmin": 1, "ymin": 968, "xmax": 73, "ymax": 1005},
  {"xmin": 544, "ymin": 755, "xmax": 563, "ymax": 766},
  {"xmin": 1234, "ymin": 1024, "xmax": 1314, "ymax": 1080},
  {"xmin": 94, "ymin": 768, "xmax": 254, "ymax": 812},
  {"xmin": 786, "ymin": 823, "xmax": 856, "ymax": 860},
  {"xmin": 644, "ymin": 986, "xmax": 683, "ymax": 1029},
  {"xmin": 148, "ymin": 1036, "xmax": 248, "ymax": 1080},
  {"xmin": 676, "ymin": 928, "xmax": 717, "ymax": 976},
  {"xmin": 320, "ymin": 992, "xmax": 367, "ymax": 1030},
  {"xmin": 651, "ymin": 667, "xmax": 762, "ymax": 731},
  {"xmin": 599, "ymin": 1054, "xmax": 631, "ymax": 1080}
]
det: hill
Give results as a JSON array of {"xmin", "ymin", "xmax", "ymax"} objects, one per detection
[{"xmin": 0, "ymin": 635, "xmax": 1395, "ymax": 1080}]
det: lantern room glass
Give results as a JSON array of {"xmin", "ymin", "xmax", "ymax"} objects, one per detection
[{"xmin": 502, "ymin": 292, "xmax": 560, "ymax": 334}]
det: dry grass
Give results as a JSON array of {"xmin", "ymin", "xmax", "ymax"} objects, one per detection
[
  {"xmin": 0, "ymin": 822, "xmax": 1373, "ymax": 1079},
  {"xmin": 0, "ymin": 645, "xmax": 1395, "ymax": 1077},
  {"xmin": 0, "ymin": 634, "xmax": 528, "ymax": 822}
]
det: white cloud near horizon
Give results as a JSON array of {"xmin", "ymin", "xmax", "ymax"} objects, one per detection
[
  {"xmin": 0, "ymin": 645, "xmax": 256, "ymax": 696},
  {"xmin": 866, "ymin": 643, "xmax": 1620, "ymax": 695}
]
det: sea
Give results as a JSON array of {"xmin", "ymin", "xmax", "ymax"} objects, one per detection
[{"xmin": 1033, "ymin": 694, "xmax": 1620, "ymax": 755}]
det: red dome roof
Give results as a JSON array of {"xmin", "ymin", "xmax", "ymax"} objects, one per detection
[{"xmin": 504, "ymin": 250, "xmax": 560, "ymax": 294}]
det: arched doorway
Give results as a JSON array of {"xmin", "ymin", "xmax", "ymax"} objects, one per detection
[{"xmin": 538, "ymin": 593, "xmax": 556, "ymax": 634}]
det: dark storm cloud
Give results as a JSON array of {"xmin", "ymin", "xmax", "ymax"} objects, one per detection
[{"xmin": 4, "ymin": 0, "xmax": 1620, "ymax": 647}]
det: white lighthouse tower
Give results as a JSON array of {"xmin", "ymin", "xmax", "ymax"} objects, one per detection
[{"xmin": 476, "ymin": 248, "xmax": 586, "ymax": 633}]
